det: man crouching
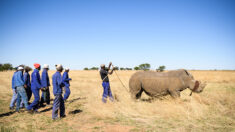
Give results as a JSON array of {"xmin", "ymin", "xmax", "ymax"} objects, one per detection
[{"xmin": 52, "ymin": 64, "xmax": 66, "ymax": 120}]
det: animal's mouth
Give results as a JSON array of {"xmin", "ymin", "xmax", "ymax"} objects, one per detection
[{"xmin": 195, "ymin": 89, "xmax": 203, "ymax": 93}]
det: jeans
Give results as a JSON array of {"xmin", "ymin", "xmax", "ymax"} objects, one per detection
[
  {"xmin": 10, "ymin": 89, "xmax": 17, "ymax": 108},
  {"xmin": 16, "ymin": 86, "xmax": 29, "ymax": 111},
  {"xmin": 27, "ymin": 89, "xmax": 40, "ymax": 111},
  {"xmin": 41, "ymin": 88, "xmax": 50, "ymax": 105},
  {"xmin": 63, "ymin": 86, "xmax": 70, "ymax": 101},
  {"xmin": 52, "ymin": 94, "xmax": 65, "ymax": 119},
  {"xmin": 102, "ymin": 82, "xmax": 113, "ymax": 103}
]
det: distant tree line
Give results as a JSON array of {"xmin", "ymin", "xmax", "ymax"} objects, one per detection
[
  {"xmin": 0, "ymin": 63, "xmax": 14, "ymax": 71},
  {"xmin": 83, "ymin": 67, "xmax": 99, "ymax": 70},
  {"xmin": 83, "ymin": 63, "xmax": 166, "ymax": 72},
  {"xmin": 0, "ymin": 63, "xmax": 33, "ymax": 72}
]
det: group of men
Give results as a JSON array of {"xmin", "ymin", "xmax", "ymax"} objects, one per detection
[
  {"xmin": 9, "ymin": 62, "xmax": 115, "ymax": 120},
  {"xmin": 10, "ymin": 63, "xmax": 72, "ymax": 120}
]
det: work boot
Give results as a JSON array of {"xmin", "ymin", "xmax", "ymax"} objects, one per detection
[
  {"xmin": 33, "ymin": 110, "xmax": 40, "ymax": 114},
  {"xmin": 27, "ymin": 109, "xmax": 34, "ymax": 114},
  {"xmin": 9, "ymin": 107, "xmax": 14, "ymax": 110},
  {"xmin": 60, "ymin": 115, "xmax": 66, "ymax": 119},
  {"xmin": 102, "ymin": 97, "xmax": 107, "ymax": 103},
  {"xmin": 109, "ymin": 97, "xmax": 114, "ymax": 102}
]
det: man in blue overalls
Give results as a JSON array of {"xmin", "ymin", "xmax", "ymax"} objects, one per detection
[
  {"xmin": 15, "ymin": 66, "xmax": 29, "ymax": 112},
  {"xmin": 52, "ymin": 64, "xmax": 65, "ymax": 120},
  {"xmin": 27, "ymin": 63, "xmax": 42, "ymax": 113},
  {"xmin": 62, "ymin": 68, "xmax": 72, "ymax": 101},
  {"xmin": 40, "ymin": 64, "xmax": 50, "ymax": 106},
  {"xmin": 23, "ymin": 66, "xmax": 32, "ymax": 102},
  {"xmin": 99, "ymin": 62, "xmax": 114, "ymax": 103}
]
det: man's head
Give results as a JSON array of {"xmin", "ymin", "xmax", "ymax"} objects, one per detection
[
  {"xmin": 65, "ymin": 68, "xmax": 70, "ymax": 72},
  {"xmin": 34, "ymin": 63, "xmax": 41, "ymax": 70},
  {"xmin": 100, "ymin": 64, "xmax": 105, "ymax": 69},
  {"xmin": 24, "ymin": 66, "xmax": 31, "ymax": 72},
  {"xmin": 17, "ymin": 66, "xmax": 24, "ymax": 72},
  {"xmin": 55, "ymin": 64, "xmax": 63, "ymax": 72},
  {"xmin": 43, "ymin": 64, "xmax": 49, "ymax": 71}
]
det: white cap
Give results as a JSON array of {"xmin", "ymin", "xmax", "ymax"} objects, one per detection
[
  {"xmin": 65, "ymin": 68, "xmax": 70, "ymax": 71},
  {"xmin": 55, "ymin": 64, "xmax": 63, "ymax": 70},
  {"xmin": 43, "ymin": 64, "xmax": 49, "ymax": 69},
  {"xmin": 17, "ymin": 66, "xmax": 24, "ymax": 70},
  {"xmin": 100, "ymin": 64, "xmax": 105, "ymax": 67}
]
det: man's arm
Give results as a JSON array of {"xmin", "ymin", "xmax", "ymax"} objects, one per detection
[
  {"xmin": 107, "ymin": 62, "xmax": 112, "ymax": 71},
  {"xmin": 47, "ymin": 72, "xmax": 50, "ymax": 86},
  {"xmin": 36, "ymin": 72, "xmax": 42, "ymax": 89},
  {"xmin": 12, "ymin": 75, "xmax": 15, "ymax": 89},
  {"xmin": 63, "ymin": 73, "xmax": 71, "ymax": 82},
  {"xmin": 108, "ymin": 67, "xmax": 114, "ymax": 75}
]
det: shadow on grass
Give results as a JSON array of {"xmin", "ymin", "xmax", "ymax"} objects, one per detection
[
  {"xmin": 40, "ymin": 107, "xmax": 53, "ymax": 113},
  {"xmin": 67, "ymin": 97, "xmax": 86, "ymax": 104},
  {"xmin": 0, "ymin": 111, "xmax": 15, "ymax": 118},
  {"xmin": 39, "ymin": 97, "xmax": 86, "ymax": 113},
  {"xmin": 69, "ymin": 109, "xmax": 82, "ymax": 115}
]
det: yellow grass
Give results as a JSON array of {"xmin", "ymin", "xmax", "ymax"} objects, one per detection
[{"xmin": 0, "ymin": 70, "xmax": 235, "ymax": 132}]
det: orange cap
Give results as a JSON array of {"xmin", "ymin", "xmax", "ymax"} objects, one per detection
[{"xmin": 34, "ymin": 63, "xmax": 40, "ymax": 68}]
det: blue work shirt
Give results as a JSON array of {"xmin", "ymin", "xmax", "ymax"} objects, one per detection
[
  {"xmin": 11, "ymin": 72, "xmax": 17, "ymax": 89},
  {"xmin": 31, "ymin": 69, "xmax": 42, "ymax": 90},
  {"xmin": 52, "ymin": 71, "xmax": 64, "ymax": 95},
  {"xmin": 14, "ymin": 71, "xmax": 24, "ymax": 87},
  {"xmin": 23, "ymin": 72, "xmax": 31, "ymax": 87},
  {"xmin": 41, "ymin": 69, "xmax": 50, "ymax": 87},
  {"xmin": 62, "ymin": 71, "xmax": 71, "ymax": 87}
]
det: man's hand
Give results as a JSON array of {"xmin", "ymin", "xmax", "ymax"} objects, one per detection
[
  {"xmin": 109, "ymin": 62, "xmax": 112, "ymax": 65},
  {"xmin": 24, "ymin": 85, "xmax": 27, "ymax": 88},
  {"xmin": 41, "ymin": 88, "xmax": 46, "ymax": 91}
]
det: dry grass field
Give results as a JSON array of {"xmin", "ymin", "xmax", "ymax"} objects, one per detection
[{"xmin": 0, "ymin": 70, "xmax": 235, "ymax": 132}]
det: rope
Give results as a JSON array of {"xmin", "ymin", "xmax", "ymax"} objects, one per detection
[{"xmin": 113, "ymin": 69, "xmax": 129, "ymax": 92}]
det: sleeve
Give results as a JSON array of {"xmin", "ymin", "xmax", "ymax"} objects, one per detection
[
  {"xmin": 47, "ymin": 73, "xmax": 50, "ymax": 86},
  {"xmin": 23, "ymin": 73, "xmax": 27, "ymax": 85},
  {"xmin": 41, "ymin": 72, "xmax": 46, "ymax": 87},
  {"xmin": 12, "ymin": 75, "xmax": 15, "ymax": 89},
  {"xmin": 36, "ymin": 72, "xmax": 42, "ymax": 88},
  {"xmin": 58, "ymin": 75, "xmax": 64, "ymax": 87},
  {"xmin": 63, "ymin": 73, "xmax": 71, "ymax": 82}
]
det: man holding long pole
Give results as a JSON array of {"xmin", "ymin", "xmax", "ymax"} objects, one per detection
[{"xmin": 99, "ymin": 62, "xmax": 114, "ymax": 103}]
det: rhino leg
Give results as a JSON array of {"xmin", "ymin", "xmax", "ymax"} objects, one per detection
[
  {"xmin": 130, "ymin": 88, "xmax": 144, "ymax": 100},
  {"xmin": 168, "ymin": 90, "xmax": 180, "ymax": 98}
]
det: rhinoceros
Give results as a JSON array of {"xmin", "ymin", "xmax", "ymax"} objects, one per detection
[{"xmin": 129, "ymin": 69, "xmax": 206, "ymax": 99}]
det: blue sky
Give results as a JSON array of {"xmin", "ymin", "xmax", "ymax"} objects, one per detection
[{"xmin": 0, "ymin": 0, "xmax": 234, "ymax": 70}]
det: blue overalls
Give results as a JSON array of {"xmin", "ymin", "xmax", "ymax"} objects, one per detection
[
  {"xmin": 27, "ymin": 69, "xmax": 41, "ymax": 111},
  {"xmin": 23, "ymin": 72, "xmax": 32, "ymax": 101},
  {"xmin": 52, "ymin": 71, "xmax": 65, "ymax": 119},
  {"xmin": 62, "ymin": 71, "xmax": 71, "ymax": 101},
  {"xmin": 40, "ymin": 69, "xmax": 50, "ymax": 105}
]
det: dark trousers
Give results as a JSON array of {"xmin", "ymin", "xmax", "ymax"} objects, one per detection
[
  {"xmin": 26, "ymin": 87, "xmax": 32, "ymax": 101},
  {"xmin": 52, "ymin": 94, "xmax": 65, "ymax": 119}
]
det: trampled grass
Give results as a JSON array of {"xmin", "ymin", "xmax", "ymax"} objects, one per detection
[{"xmin": 0, "ymin": 70, "xmax": 234, "ymax": 132}]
